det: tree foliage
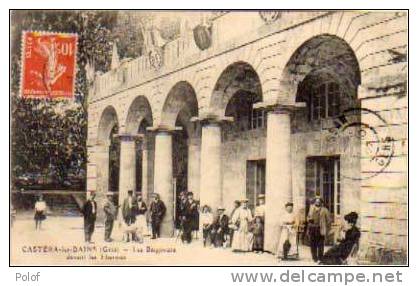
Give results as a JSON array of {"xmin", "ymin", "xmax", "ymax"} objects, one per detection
[
  {"xmin": 10, "ymin": 10, "xmax": 117, "ymax": 186},
  {"xmin": 11, "ymin": 11, "xmax": 183, "ymax": 188}
]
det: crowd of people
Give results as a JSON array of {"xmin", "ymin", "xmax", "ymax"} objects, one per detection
[
  {"xmin": 31, "ymin": 190, "xmax": 360, "ymax": 265},
  {"xmin": 81, "ymin": 190, "xmax": 167, "ymax": 243}
]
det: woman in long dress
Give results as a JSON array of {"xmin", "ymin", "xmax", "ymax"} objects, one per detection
[
  {"xmin": 277, "ymin": 202, "xmax": 298, "ymax": 260},
  {"xmin": 134, "ymin": 194, "xmax": 148, "ymax": 243},
  {"xmin": 231, "ymin": 198, "xmax": 253, "ymax": 252},
  {"xmin": 200, "ymin": 205, "xmax": 213, "ymax": 247}
]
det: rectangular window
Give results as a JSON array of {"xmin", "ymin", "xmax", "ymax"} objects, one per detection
[
  {"xmin": 250, "ymin": 109, "xmax": 266, "ymax": 130},
  {"xmin": 319, "ymin": 84, "xmax": 326, "ymax": 119},
  {"xmin": 309, "ymin": 82, "xmax": 341, "ymax": 121},
  {"xmin": 327, "ymin": 82, "xmax": 340, "ymax": 117},
  {"xmin": 246, "ymin": 160, "xmax": 266, "ymax": 210},
  {"xmin": 312, "ymin": 86, "xmax": 321, "ymax": 121}
]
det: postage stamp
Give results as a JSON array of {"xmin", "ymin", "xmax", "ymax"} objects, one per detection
[{"xmin": 20, "ymin": 31, "xmax": 78, "ymax": 99}]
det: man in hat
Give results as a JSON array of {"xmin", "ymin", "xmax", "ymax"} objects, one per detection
[
  {"xmin": 103, "ymin": 192, "xmax": 117, "ymax": 242},
  {"xmin": 211, "ymin": 207, "xmax": 229, "ymax": 248},
  {"xmin": 122, "ymin": 190, "xmax": 139, "ymax": 242},
  {"xmin": 307, "ymin": 196, "xmax": 331, "ymax": 262},
  {"xmin": 149, "ymin": 193, "xmax": 166, "ymax": 239},
  {"xmin": 81, "ymin": 191, "xmax": 97, "ymax": 243},
  {"xmin": 254, "ymin": 194, "xmax": 266, "ymax": 220},
  {"xmin": 175, "ymin": 191, "xmax": 187, "ymax": 236},
  {"xmin": 231, "ymin": 197, "xmax": 253, "ymax": 252},
  {"xmin": 181, "ymin": 192, "xmax": 198, "ymax": 243}
]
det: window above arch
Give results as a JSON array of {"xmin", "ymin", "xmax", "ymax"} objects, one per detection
[{"xmin": 308, "ymin": 80, "xmax": 341, "ymax": 122}]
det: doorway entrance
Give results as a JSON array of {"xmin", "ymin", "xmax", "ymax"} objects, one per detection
[{"xmin": 306, "ymin": 156, "xmax": 341, "ymax": 219}]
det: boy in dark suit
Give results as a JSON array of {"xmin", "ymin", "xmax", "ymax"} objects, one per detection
[{"xmin": 149, "ymin": 193, "xmax": 166, "ymax": 239}]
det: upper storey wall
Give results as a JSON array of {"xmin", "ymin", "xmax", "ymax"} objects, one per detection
[
  {"xmin": 89, "ymin": 11, "xmax": 326, "ymax": 103},
  {"xmin": 87, "ymin": 11, "xmax": 407, "ymax": 143}
]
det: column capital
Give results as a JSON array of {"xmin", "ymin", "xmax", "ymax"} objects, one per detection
[
  {"xmin": 187, "ymin": 136, "xmax": 201, "ymax": 146},
  {"xmin": 254, "ymin": 100, "xmax": 306, "ymax": 114},
  {"xmin": 113, "ymin": 133, "xmax": 144, "ymax": 142},
  {"xmin": 191, "ymin": 113, "xmax": 233, "ymax": 126},
  {"xmin": 146, "ymin": 125, "xmax": 182, "ymax": 134}
]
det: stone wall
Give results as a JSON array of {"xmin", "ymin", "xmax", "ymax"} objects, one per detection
[{"xmin": 87, "ymin": 10, "xmax": 408, "ymax": 257}]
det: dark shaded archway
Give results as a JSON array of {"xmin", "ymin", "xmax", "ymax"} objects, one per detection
[
  {"xmin": 125, "ymin": 95, "xmax": 154, "ymax": 199},
  {"xmin": 97, "ymin": 105, "xmax": 120, "ymax": 200},
  {"xmin": 210, "ymin": 61, "xmax": 262, "ymax": 118},
  {"xmin": 108, "ymin": 124, "xmax": 120, "ymax": 197},
  {"xmin": 281, "ymin": 34, "xmax": 361, "ymax": 104},
  {"xmin": 210, "ymin": 62, "xmax": 264, "ymax": 210},
  {"xmin": 161, "ymin": 81, "xmax": 199, "ymax": 230}
]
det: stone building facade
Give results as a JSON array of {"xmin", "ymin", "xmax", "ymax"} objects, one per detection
[{"xmin": 87, "ymin": 11, "xmax": 408, "ymax": 256}]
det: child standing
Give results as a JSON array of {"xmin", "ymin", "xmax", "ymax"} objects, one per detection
[
  {"xmin": 34, "ymin": 194, "xmax": 47, "ymax": 230},
  {"xmin": 252, "ymin": 216, "xmax": 264, "ymax": 253}
]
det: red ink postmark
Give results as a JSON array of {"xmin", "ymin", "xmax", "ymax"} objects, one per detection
[{"xmin": 21, "ymin": 31, "xmax": 78, "ymax": 99}]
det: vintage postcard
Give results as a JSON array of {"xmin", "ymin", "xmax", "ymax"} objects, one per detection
[{"xmin": 10, "ymin": 10, "xmax": 408, "ymax": 266}]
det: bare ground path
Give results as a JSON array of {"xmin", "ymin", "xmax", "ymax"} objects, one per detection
[{"xmin": 11, "ymin": 215, "xmax": 316, "ymax": 266}]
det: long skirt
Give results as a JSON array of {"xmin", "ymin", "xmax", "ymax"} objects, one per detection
[
  {"xmin": 135, "ymin": 214, "xmax": 147, "ymax": 237},
  {"xmin": 276, "ymin": 225, "xmax": 298, "ymax": 258},
  {"xmin": 232, "ymin": 223, "xmax": 253, "ymax": 252}
]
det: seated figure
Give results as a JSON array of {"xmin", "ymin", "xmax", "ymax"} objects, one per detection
[{"xmin": 320, "ymin": 212, "xmax": 361, "ymax": 265}]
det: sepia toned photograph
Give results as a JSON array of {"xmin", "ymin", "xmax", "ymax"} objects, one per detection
[{"xmin": 10, "ymin": 10, "xmax": 408, "ymax": 266}]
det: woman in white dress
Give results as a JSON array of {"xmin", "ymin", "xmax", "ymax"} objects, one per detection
[
  {"xmin": 200, "ymin": 205, "xmax": 214, "ymax": 247},
  {"xmin": 231, "ymin": 198, "xmax": 253, "ymax": 252},
  {"xmin": 134, "ymin": 194, "xmax": 148, "ymax": 243},
  {"xmin": 277, "ymin": 202, "xmax": 298, "ymax": 260}
]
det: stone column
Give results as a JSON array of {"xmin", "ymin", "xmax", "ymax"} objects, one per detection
[
  {"xmin": 153, "ymin": 129, "xmax": 174, "ymax": 237},
  {"xmin": 199, "ymin": 120, "xmax": 222, "ymax": 211},
  {"xmin": 118, "ymin": 135, "xmax": 136, "ymax": 207},
  {"xmin": 187, "ymin": 137, "xmax": 201, "ymax": 199},
  {"xmin": 141, "ymin": 136, "xmax": 149, "ymax": 203},
  {"xmin": 264, "ymin": 106, "xmax": 293, "ymax": 253}
]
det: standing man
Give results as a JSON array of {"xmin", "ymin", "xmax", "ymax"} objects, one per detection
[
  {"xmin": 82, "ymin": 191, "xmax": 97, "ymax": 243},
  {"xmin": 175, "ymin": 191, "xmax": 187, "ymax": 236},
  {"xmin": 149, "ymin": 193, "xmax": 166, "ymax": 239},
  {"xmin": 181, "ymin": 192, "xmax": 198, "ymax": 243},
  {"xmin": 307, "ymin": 196, "xmax": 331, "ymax": 263},
  {"xmin": 103, "ymin": 192, "xmax": 117, "ymax": 242},
  {"xmin": 122, "ymin": 190, "xmax": 138, "ymax": 242}
]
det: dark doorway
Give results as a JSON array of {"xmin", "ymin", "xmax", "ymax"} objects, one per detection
[
  {"xmin": 135, "ymin": 120, "xmax": 150, "ymax": 195},
  {"xmin": 246, "ymin": 159, "xmax": 266, "ymax": 210},
  {"xmin": 108, "ymin": 125, "xmax": 120, "ymax": 203},
  {"xmin": 173, "ymin": 124, "xmax": 188, "ymax": 230}
]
